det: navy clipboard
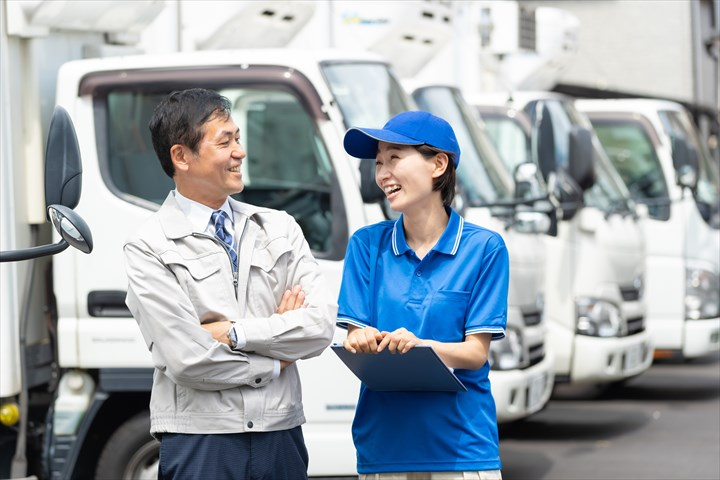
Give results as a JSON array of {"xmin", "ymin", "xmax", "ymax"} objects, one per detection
[{"xmin": 331, "ymin": 344, "xmax": 467, "ymax": 392}]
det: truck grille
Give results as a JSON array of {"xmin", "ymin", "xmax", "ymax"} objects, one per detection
[
  {"xmin": 522, "ymin": 310, "xmax": 542, "ymax": 327},
  {"xmin": 620, "ymin": 285, "xmax": 641, "ymax": 301},
  {"xmin": 626, "ymin": 316, "xmax": 645, "ymax": 335},
  {"xmin": 527, "ymin": 343, "xmax": 545, "ymax": 367}
]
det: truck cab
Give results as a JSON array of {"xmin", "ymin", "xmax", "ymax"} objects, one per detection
[
  {"xmin": 576, "ymin": 98, "xmax": 720, "ymax": 359},
  {"xmin": 49, "ymin": 48, "xmax": 414, "ymax": 479},
  {"xmin": 474, "ymin": 93, "xmax": 654, "ymax": 386},
  {"xmin": 409, "ymin": 84, "xmax": 554, "ymax": 421}
]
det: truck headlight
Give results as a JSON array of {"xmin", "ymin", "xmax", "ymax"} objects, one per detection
[
  {"xmin": 488, "ymin": 327, "xmax": 524, "ymax": 370},
  {"xmin": 575, "ymin": 297, "xmax": 627, "ymax": 337},
  {"xmin": 685, "ymin": 267, "xmax": 720, "ymax": 319},
  {"xmin": 633, "ymin": 273, "xmax": 644, "ymax": 300}
]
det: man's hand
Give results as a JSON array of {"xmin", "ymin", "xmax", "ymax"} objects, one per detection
[
  {"xmin": 200, "ymin": 311, "xmax": 233, "ymax": 346},
  {"xmin": 277, "ymin": 284, "xmax": 305, "ymax": 314},
  {"xmin": 276, "ymin": 285, "xmax": 306, "ymax": 370},
  {"xmin": 199, "ymin": 284, "xmax": 305, "ymax": 357}
]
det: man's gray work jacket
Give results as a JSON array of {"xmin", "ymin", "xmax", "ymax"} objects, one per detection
[{"xmin": 124, "ymin": 193, "xmax": 337, "ymax": 436}]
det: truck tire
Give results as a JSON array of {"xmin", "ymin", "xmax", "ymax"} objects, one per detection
[{"xmin": 95, "ymin": 410, "xmax": 159, "ymax": 480}]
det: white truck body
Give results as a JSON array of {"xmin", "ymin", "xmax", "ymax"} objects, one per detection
[
  {"xmin": 473, "ymin": 92, "xmax": 654, "ymax": 385},
  {"xmin": 577, "ymin": 98, "xmax": 720, "ymax": 359}
]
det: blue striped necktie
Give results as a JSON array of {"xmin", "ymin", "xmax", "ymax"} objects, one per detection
[{"xmin": 211, "ymin": 210, "xmax": 238, "ymax": 272}]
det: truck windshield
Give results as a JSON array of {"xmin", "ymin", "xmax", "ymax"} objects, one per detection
[
  {"xmin": 321, "ymin": 62, "xmax": 412, "ymax": 130},
  {"xmin": 526, "ymin": 99, "xmax": 634, "ymax": 215},
  {"xmin": 481, "ymin": 111, "xmax": 533, "ymax": 174},
  {"xmin": 412, "ymin": 87, "xmax": 512, "ymax": 205},
  {"xmin": 659, "ymin": 110, "xmax": 720, "ymax": 228},
  {"xmin": 591, "ymin": 119, "xmax": 671, "ymax": 220}
]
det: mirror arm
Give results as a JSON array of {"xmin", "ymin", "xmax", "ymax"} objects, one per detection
[{"xmin": 0, "ymin": 240, "xmax": 70, "ymax": 263}]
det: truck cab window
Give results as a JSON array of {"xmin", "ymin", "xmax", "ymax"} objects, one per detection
[{"xmin": 592, "ymin": 120, "xmax": 670, "ymax": 220}]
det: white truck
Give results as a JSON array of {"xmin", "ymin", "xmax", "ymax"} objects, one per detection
[
  {"xmin": 473, "ymin": 93, "xmax": 655, "ymax": 386},
  {"xmin": 576, "ymin": 98, "xmax": 720, "ymax": 359},
  {"xmin": 1, "ymin": 46, "xmax": 419, "ymax": 479}
]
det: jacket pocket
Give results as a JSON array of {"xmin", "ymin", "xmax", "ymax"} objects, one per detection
[
  {"xmin": 160, "ymin": 250, "xmax": 221, "ymax": 280},
  {"xmin": 160, "ymin": 250, "xmax": 234, "ymax": 312}
]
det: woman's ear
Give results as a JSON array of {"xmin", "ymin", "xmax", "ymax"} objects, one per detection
[
  {"xmin": 171, "ymin": 144, "xmax": 191, "ymax": 173},
  {"xmin": 432, "ymin": 152, "xmax": 449, "ymax": 179}
]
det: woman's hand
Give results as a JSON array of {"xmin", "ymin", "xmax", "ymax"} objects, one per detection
[
  {"xmin": 344, "ymin": 325, "xmax": 384, "ymax": 354},
  {"xmin": 377, "ymin": 327, "xmax": 424, "ymax": 354}
]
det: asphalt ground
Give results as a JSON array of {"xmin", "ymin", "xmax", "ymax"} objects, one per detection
[{"xmin": 499, "ymin": 351, "xmax": 720, "ymax": 480}]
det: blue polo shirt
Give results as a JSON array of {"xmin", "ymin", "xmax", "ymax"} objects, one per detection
[{"xmin": 337, "ymin": 209, "xmax": 509, "ymax": 473}]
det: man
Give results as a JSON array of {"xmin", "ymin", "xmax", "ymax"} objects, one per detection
[{"xmin": 124, "ymin": 88, "xmax": 336, "ymax": 479}]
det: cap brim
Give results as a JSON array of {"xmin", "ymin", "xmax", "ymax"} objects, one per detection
[{"xmin": 343, "ymin": 127, "xmax": 424, "ymax": 159}]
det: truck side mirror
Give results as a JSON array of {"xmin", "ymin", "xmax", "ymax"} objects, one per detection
[
  {"xmin": 512, "ymin": 211, "xmax": 551, "ymax": 234},
  {"xmin": 513, "ymin": 162, "xmax": 543, "ymax": 200},
  {"xmin": 671, "ymin": 136, "xmax": 699, "ymax": 190},
  {"xmin": 547, "ymin": 170, "xmax": 584, "ymax": 221},
  {"xmin": 0, "ymin": 105, "xmax": 92, "ymax": 262},
  {"xmin": 48, "ymin": 205, "xmax": 93, "ymax": 254},
  {"xmin": 45, "ymin": 106, "xmax": 82, "ymax": 217},
  {"xmin": 567, "ymin": 126, "xmax": 595, "ymax": 191}
]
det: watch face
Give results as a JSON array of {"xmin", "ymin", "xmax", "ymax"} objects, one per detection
[{"xmin": 228, "ymin": 325, "xmax": 238, "ymax": 349}]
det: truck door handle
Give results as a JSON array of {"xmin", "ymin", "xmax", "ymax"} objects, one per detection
[{"xmin": 87, "ymin": 290, "xmax": 132, "ymax": 317}]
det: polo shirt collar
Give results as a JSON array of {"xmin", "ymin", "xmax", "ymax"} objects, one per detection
[{"xmin": 391, "ymin": 208, "xmax": 464, "ymax": 257}]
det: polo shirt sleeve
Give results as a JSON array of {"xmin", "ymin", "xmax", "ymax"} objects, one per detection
[
  {"xmin": 465, "ymin": 233, "xmax": 509, "ymax": 341},
  {"xmin": 337, "ymin": 230, "xmax": 373, "ymax": 330}
]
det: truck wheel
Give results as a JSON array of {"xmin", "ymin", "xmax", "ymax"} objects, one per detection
[{"xmin": 95, "ymin": 410, "xmax": 159, "ymax": 480}]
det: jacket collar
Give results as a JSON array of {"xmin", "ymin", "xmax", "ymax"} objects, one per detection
[{"xmin": 158, "ymin": 192, "xmax": 266, "ymax": 240}]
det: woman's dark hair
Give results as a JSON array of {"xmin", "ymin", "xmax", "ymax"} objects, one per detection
[
  {"xmin": 416, "ymin": 144, "xmax": 457, "ymax": 207},
  {"xmin": 148, "ymin": 88, "xmax": 232, "ymax": 178}
]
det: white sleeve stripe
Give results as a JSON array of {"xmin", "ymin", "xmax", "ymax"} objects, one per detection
[
  {"xmin": 466, "ymin": 327, "xmax": 505, "ymax": 334},
  {"xmin": 336, "ymin": 317, "xmax": 369, "ymax": 329}
]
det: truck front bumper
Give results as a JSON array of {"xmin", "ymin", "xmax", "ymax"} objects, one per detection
[
  {"xmin": 490, "ymin": 351, "xmax": 555, "ymax": 423},
  {"xmin": 570, "ymin": 330, "xmax": 653, "ymax": 384},
  {"xmin": 683, "ymin": 317, "xmax": 720, "ymax": 358}
]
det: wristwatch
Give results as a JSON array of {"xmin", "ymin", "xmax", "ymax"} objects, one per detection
[{"xmin": 227, "ymin": 322, "xmax": 238, "ymax": 350}]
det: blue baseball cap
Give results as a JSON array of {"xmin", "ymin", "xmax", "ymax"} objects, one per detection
[{"xmin": 343, "ymin": 110, "xmax": 461, "ymax": 167}]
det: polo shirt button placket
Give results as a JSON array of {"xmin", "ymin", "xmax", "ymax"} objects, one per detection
[{"xmin": 416, "ymin": 270, "xmax": 422, "ymax": 277}]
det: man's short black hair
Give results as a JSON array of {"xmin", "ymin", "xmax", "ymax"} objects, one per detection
[{"xmin": 148, "ymin": 88, "xmax": 232, "ymax": 178}]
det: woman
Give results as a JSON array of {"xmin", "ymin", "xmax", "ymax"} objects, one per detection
[{"xmin": 338, "ymin": 110, "xmax": 509, "ymax": 480}]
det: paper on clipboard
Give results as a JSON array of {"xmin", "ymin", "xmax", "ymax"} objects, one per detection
[{"xmin": 331, "ymin": 344, "xmax": 467, "ymax": 392}]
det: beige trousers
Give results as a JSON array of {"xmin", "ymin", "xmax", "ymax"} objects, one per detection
[{"xmin": 359, "ymin": 471, "xmax": 502, "ymax": 480}]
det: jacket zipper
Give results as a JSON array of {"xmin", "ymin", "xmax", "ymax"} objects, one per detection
[{"xmin": 193, "ymin": 233, "xmax": 239, "ymax": 297}]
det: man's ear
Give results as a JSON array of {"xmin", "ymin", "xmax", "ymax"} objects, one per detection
[
  {"xmin": 171, "ymin": 144, "xmax": 191, "ymax": 173},
  {"xmin": 432, "ymin": 152, "xmax": 449, "ymax": 179}
]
